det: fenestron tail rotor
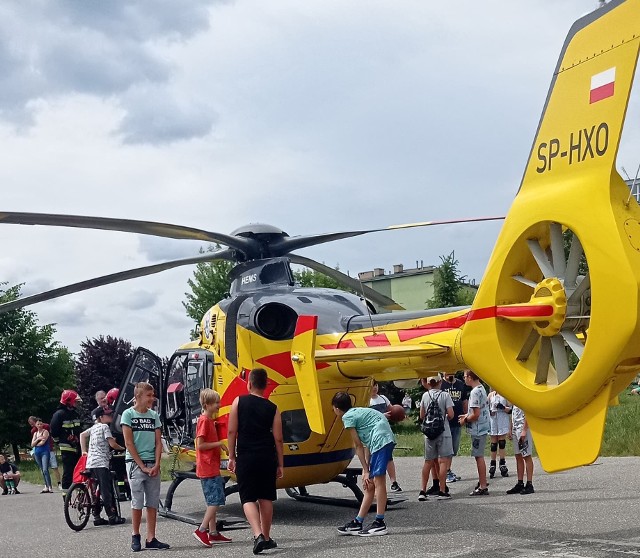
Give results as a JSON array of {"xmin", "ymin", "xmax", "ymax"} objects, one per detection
[{"xmin": 505, "ymin": 224, "xmax": 590, "ymax": 386}]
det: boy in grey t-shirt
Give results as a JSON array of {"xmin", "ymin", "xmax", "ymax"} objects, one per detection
[
  {"xmin": 459, "ymin": 370, "xmax": 490, "ymax": 495},
  {"xmin": 419, "ymin": 374, "xmax": 454, "ymax": 501}
]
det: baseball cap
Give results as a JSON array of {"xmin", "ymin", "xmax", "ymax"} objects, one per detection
[
  {"xmin": 425, "ymin": 373, "xmax": 442, "ymax": 384},
  {"xmin": 92, "ymin": 405, "xmax": 114, "ymax": 420}
]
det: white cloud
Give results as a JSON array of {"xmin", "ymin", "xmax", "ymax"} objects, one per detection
[{"xmin": 0, "ymin": 0, "xmax": 634, "ymax": 358}]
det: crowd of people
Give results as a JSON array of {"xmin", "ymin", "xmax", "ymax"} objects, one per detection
[{"xmin": 1, "ymin": 367, "xmax": 535, "ymax": 550}]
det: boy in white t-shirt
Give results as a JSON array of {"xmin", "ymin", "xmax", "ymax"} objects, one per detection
[{"xmin": 85, "ymin": 406, "xmax": 125, "ymax": 525}]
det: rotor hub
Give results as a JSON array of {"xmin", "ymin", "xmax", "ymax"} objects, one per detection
[{"xmin": 531, "ymin": 277, "xmax": 567, "ymax": 337}]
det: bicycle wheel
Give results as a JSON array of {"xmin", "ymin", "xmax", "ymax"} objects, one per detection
[{"xmin": 64, "ymin": 483, "xmax": 92, "ymax": 531}]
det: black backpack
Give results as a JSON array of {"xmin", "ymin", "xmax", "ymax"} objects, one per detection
[{"xmin": 421, "ymin": 392, "xmax": 445, "ymax": 440}]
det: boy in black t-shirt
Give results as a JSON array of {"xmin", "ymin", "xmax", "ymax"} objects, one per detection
[{"xmin": 441, "ymin": 373, "xmax": 469, "ymax": 483}]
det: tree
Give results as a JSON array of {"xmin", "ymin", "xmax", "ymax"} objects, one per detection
[
  {"xmin": 0, "ymin": 283, "xmax": 75, "ymax": 460},
  {"xmin": 183, "ymin": 245, "xmax": 234, "ymax": 336},
  {"xmin": 427, "ymin": 251, "xmax": 476, "ymax": 308},
  {"xmin": 293, "ymin": 267, "xmax": 349, "ymax": 290},
  {"xmin": 75, "ymin": 335, "xmax": 134, "ymax": 411}
]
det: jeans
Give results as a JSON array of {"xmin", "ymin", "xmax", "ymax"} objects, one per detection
[{"xmin": 34, "ymin": 450, "xmax": 52, "ymax": 488}]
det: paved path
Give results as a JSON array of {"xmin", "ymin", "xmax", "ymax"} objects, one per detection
[{"xmin": 3, "ymin": 456, "xmax": 640, "ymax": 557}]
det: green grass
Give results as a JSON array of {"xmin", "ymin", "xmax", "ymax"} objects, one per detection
[
  {"xmin": 14, "ymin": 393, "xmax": 640, "ymax": 483},
  {"xmin": 394, "ymin": 390, "xmax": 640, "ymax": 457},
  {"xmin": 16, "ymin": 455, "xmax": 180, "ymax": 484}
]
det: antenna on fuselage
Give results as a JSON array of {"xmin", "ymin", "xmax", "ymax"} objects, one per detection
[{"xmin": 358, "ymin": 278, "xmax": 376, "ymax": 333}]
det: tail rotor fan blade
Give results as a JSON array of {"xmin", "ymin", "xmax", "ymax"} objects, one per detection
[
  {"xmin": 551, "ymin": 335, "xmax": 571, "ymax": 383},
  {"xmin": 517, "ymin": 329, "xmax": 540, "ymax": 361},
  {"xmin": 565, "ymin": 233, "xmax": 584, "ymax": 288},
  {"xmin": 550, "ymin": 222, "xmax": 566, "ymax": 279},
  {"xmin": 535, "ymin": 337, "xmax": 552, "ymax": 384},
  {"xmin": 527, "ymin": 239, "xmax": 554, "ymax": 278}
]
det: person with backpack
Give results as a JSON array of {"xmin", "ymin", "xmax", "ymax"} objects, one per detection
[
  {"xmin": 418, "ymin": 374, "xmax": 454, "ymax": 501},
  {"xmin": 459, "ymin": 370, "xmax": 491, "ymax": 496}
]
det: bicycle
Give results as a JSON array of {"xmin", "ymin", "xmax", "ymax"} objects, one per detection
[{"xmin": 64, "ymin": 468, "xmax": 123, "ymax": 531}]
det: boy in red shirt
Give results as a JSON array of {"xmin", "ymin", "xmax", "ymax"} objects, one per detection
[{"xmin": 193, "ymin": 389, "xmax": 232, "ymax": 547}]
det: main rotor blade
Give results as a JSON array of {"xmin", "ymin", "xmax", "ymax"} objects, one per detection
[
  {"xmin": 0, "ymin": 211, "xmax": 253, "ymax": 254},
  {"xmin": 288, "ymin": 254, "xmax": 405, "ymax": 310},
  {"xmin": 272, "ymin": 215, "xmax": 505, "ymax": 254},
  {"xmin": 0, "ymin": 249, "xmax": 236, "ymax": 314}
]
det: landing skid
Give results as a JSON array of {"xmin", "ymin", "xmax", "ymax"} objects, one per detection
[
  {"xmin": 285, "ymin": 467, "xmax": 407, "ymax": 509},
  {"xmin": 158, "ymin": 470, "xmax": 247, "ymax": 530}
]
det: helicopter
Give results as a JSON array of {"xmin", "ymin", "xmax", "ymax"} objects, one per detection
[{"xmin": 2, "ymin": 0, "xmax": 640, "ymax": 515}]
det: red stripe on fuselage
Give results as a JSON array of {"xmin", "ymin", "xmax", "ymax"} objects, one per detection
[
  {"xmin": 396, "ymin": 304, "xmax": 554, "ymax": 342},
  {"xmin": 364, "ymin": 333, "xmax": 391, "ymax": 346}
]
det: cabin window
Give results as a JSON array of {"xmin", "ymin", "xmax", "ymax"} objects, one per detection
[{"xmin": 281, "ymin": 410, "xmax": 311, "ymax": 443}]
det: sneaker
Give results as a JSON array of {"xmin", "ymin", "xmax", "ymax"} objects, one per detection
[
  {"xmin": 446, "ymin": 470, "xmax": 457, "ymax": 483},
  {"xmin": 506, "ymin": 482, "xmax": 525, "ymax": 495},
  {"xmin": 145, "ymin": 538, "xmax": 170, "ymax": 550},
  {"xmin": 337, "ymin": 519, "xmax": 363, "ymax": 535},
  {"xmin": 93, "ymin": 518, "xmax": 109, "ymax": 526},
  {"xmin": 418, "ymin": 490, "xmax": 428, "ymax": 502},
  {"xmin": 425, "ymin": 483, "xmax": 440, "ymax": 495},
  {"xmin": 193, "ymin": 529, "xmax": 212, "ymax": 548},
  {"xmin": 108, "ymin": 516, "xmax": 126, "ymax": 525},
  {"xmin": 470, "ymin": 487, "xmax": 489, "ymax": 496},
  {"xmin": 358, "ymin": 519, "xmax": 387, "ymax": 537},
  {"xmin": 262, "ymin": 538, "xmax": 277, "ymax": 550},
  {"xmin": 520, "ymin": 483, "xmax": 535, "ymax": 495},
  {"xmin": 390, "ymin": 481, "xmax": 402, "ymax": 493},
  {"xmin": 253, "ymin": 534, "xmax": 266, "ymax": 554},
  {"xmin": 209, "ymin": 531, "xmax": 232, "ymax": 544},
  {"xmin": 437, "ymin": 491, "xmax": 452, "ymax": 500},
  {"xmin": 1, "ymin": 489, "xmax": 7, "ymax": 495},
  {"xmin": 13, "ymin": 488, "xmax": 20, "ymax": 494},
  {"xmin": 131, "ymin": 534, "xmax": 142, "ymax": 552}
]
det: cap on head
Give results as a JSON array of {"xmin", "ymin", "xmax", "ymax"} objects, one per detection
[
  {"xmin": 92, "ymin": 405, "xmax": 114, "ymax": 420},
  {"xmin": 425, "ymin": 373, "xmax": 442, "ymax": 385}
]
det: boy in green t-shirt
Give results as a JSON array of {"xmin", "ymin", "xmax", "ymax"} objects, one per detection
[
  {"xmin": 121, "ymin": 382, "xmax": 169, "ymax": 552},
  {"xmin": 332, "ymin": 391, "xmax": 395, "ymax": 537}
]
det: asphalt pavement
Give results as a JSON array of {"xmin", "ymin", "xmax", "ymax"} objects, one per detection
[{"xmin": 2, "ymin": 456, "xmax": 640, "ymax": 557}]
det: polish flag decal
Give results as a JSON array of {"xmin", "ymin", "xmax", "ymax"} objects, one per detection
[{"xmin": 590, "ymin": 67, "xmax": 615, "ymax": 104}]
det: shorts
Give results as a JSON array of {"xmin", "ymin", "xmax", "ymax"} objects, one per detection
[
  {"xmin": 470, "ymin": 434, "xmax": 487, "ymax": 458},
  {"xmin": 450, "ymin": 426, "xmax": 462, "ymax": 456},
  {"xmin": 369, "ymin": 443, "xmax": 395, "ymax": 477},
  {"xmin": 49, "ymin": 451, "xmax": 58, "ymax": 469},
  {"xmin": 490, "ymin": 412, "xmax": 510, "ymax": 436},
  {"xmin": 236, "ymin": 452, "xmax": 277, "ymax": 504},
  {"xmin": 127, "ymin": 461, "xmax": 161, "ymax": 510},
  {"xmin": 424, "ymin": 435, "xmax": 453, "ymax": 461},
  {"xmin": 201, "ymin": 476, "xmax": 226, "ymax": 507},
  {"xmin": 513, "ymin": 430, "xmax": 533, "ymax": 457}
]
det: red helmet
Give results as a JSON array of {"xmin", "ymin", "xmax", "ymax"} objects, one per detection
[
  {"xmin": 60, "ymin": 389, "xmax": 82, "ymax": 407},
  {"xmin": 106, "ymin": 388, "xmax": 120, "ymax": 406}
]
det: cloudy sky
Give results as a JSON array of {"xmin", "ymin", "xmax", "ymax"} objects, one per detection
[{"xmin": 0, "ymin": 0, "xmax": 636, "ymax": 358}]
